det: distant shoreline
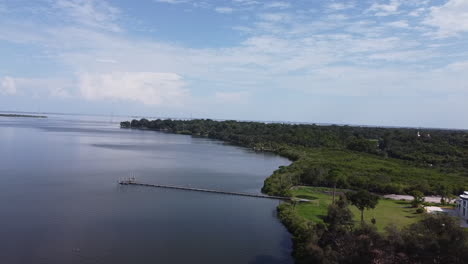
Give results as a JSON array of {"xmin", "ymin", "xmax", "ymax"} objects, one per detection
[{"xmin": 0, "ymin": 114, "xmax": 47, "ymax": 118}]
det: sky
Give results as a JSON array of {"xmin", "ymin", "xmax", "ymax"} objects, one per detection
[{"xmin": 0, "ymin": 0, "xmax": 468, "ymax": 128}]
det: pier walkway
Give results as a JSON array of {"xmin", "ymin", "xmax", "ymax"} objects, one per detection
[{"xmin": 119, "ymin": 181, "xmax": 309, "ymax": 202}]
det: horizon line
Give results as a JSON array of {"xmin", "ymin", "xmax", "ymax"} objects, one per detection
[{"xmin": 1, "ymin": 109, "xmax": 467, "ymax": 131}]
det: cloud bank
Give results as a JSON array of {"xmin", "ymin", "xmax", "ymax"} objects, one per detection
[
  {"xmin": 79, "ymin": 72, "xmax": 189, "ymax": 106},
  {"xmin": 0, "ymin": 0, "xmax": 467, "ymax": 127}
]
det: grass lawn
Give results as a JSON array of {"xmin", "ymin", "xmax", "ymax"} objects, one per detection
[{"xmin": 292, "ymin": 186, "xmax": 423, "ymax": 231}]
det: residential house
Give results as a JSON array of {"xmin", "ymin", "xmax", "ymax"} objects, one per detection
[{"xmin": 456, "ymin": 191, "xmax": 468, "ymax": 223}]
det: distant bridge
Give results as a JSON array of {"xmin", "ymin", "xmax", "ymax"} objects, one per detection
[{"xmin": 119, "ymin": 180, "xmax": 309, "ymax": 202}]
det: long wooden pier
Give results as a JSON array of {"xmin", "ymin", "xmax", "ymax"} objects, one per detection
[{"xmin": 119, "ymin": 181, "xmax": 308, "ymax": 202}]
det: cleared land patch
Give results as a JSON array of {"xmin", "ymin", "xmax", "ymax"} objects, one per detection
[{"xmin": 291, "ymin": 186, "xmax": 423, "ymax": 231}]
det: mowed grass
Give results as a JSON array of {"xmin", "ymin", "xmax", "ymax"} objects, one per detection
[{"xmin": 292, "ymin": 186, "xmax": 423, "ymax": 231}]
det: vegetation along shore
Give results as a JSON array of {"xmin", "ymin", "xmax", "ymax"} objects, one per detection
[
  {"xmin": 0, "ymin": 113, "xmax": 47, "ymax": 118},
  {"xmin": 122, "ymin": 118, "xmax": 468, "ymax": 263}
]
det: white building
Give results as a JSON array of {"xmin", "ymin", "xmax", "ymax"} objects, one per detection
[{"xmin": 455, "ymin": 191, "xmax": 468, "ymax": 223}]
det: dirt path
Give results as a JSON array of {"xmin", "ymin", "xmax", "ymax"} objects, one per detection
[{"xmin": 383, "ymin": 194, "xmax": 454, "ymax": 204}]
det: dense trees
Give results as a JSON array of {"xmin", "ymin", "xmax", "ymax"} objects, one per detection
[
  {"xmin": 346, "ymin": 190, "xmax": 380, "ymax": 223},
  {"xmin": 121, "ymin": 119, "xmax": 468, "ymax": 174},
  {"xmin": 410, "ymin": 190, "xmax": 425, "ymax": 208},
  {"xmin": 400, "ymin": 214, "xmax": 468, "ymax": 264},
  {"xmin": 323, "ymin": 196, "xmax": 354, "ymax": 230},
  {"xmin": 122, "ymin": 119, "xmax": 468, "ymax": 195},
  {"xmin": 327, "ymin": 169, "xmax": 341, "ymax": 203},
  {"xmin": 436, "ymin": 183, "xmax": 454, "ymax": 204},
  {"xmin": 280, "ymin": 195, "xmax": 468, "ymax": 264},
  {"xmin": 122, "ymin": 118, "xmax": 468, "ymax": 263},
  {"xmin": 122, "ymin": 119, "xmax": 468, "ymax": 172}
]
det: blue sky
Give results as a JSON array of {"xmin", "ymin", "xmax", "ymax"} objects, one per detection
[{"xmin": 1, "ymin": 0, "xmax": 468, "ymax": 128}]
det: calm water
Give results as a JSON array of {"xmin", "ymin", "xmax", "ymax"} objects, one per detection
[{"xmin": 0, "ymin": 114, "xmax": 293, "ymax": 264}]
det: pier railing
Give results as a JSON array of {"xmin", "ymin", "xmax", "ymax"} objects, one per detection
[{"xmin": 119, "ymin": 181, "xmax": 309, "ymax": 202}]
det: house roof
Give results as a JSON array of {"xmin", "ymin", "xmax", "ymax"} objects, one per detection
[{"xmin": 459, "ymin": 191, "xmax": 468, "ymax": 200}]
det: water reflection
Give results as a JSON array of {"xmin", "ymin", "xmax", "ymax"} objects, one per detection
[{"xmin": 0, "ymin": 114, "xmax": 293, "ymax": 264}]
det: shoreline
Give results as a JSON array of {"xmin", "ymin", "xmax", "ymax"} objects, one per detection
[
  {"xmin": 0, "ymin": 114, "xmax": 47, "ymax": 118},
  {"xmin": 120, "ymin": 125, "xmax": 299, "ymax": 258},
  {"xmin": 119, "ymin": 119, "xmax": 468, "ymax": 263}
]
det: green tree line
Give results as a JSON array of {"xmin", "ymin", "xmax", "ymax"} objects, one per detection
[{"xmin": 121, "ymin": 119, "xmax": 468, "ymax": 195}]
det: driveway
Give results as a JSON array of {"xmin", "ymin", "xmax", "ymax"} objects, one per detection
[{"xmin": 383, "ymin": 194, "xmax": 454, "ymax": 204}]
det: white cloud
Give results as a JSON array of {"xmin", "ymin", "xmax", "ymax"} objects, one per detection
[
  {"xmin": 215, "ymin": 7, "xmax": 234, "ymax": 14},
  {"xmin": 0, "ymin": 77, "xmax": 73, "ymax": 97},
  {"xmin": 54, "ymin": 0, "xmax": 121, "ymax": 32},
  {"xmin": 79, "ymin": 72, "xmax": 189, "ymax": 105},
  {"xmin": 96, "ymin": 58, "xmax": 118, "ymax": 63},
  {"xmin": 423, "ymin": 0, "xmax": 468, "ymax": 37},
  {"xmin": 0, "ymin": 77, "xmax": 16, "ymax": 95},
  {"xmin": 328, "ymin": 2, "xmax": 355, "ymax": 11},
  {"xmin": 367, "ymin": 0, "xmax": 401, "ymax": 16},
  {"xmin": 241, "ymin": 35, "xmax": 291, "ymax": 53},
  {"xmin": 232, "ymin": 0, "xmax": 260, "ymax": 6},
  {"xmin": 154, "ymin": 0, "xmax": 189, "ymax": 4},
  {"xmin": 344, "ymin": 36, "xmax": 412, "ymax": 53},
  {"xmin": 264, "ymin": 2, "xmax": 291, "ymax": 9},
  {"xmin": 215, "ymin": 91, "xmax": 250, "ymax": 104},
  {"xmin": 328, "ymin": 14, "xmax": 348, "ymax": 21},
  {"xmin": 408, "ymin": 7, "xmax": 426, "ymax": 17},
  {"xmin": 368, "ymin": 50, "xmax": 434, "ymax": 62},
  {"xmin": 154, "ymin": 0, "xmax": 212, "ymax": 9},
  {"xmin": 48, "ymin": 86, "xmax": 72, "ymax": 98},
  {"xmin": 387, "ymin": 20, "xmax": 409, "ymax": 28},
  {"xmin": 232, "ymin": 25, "xmax": 253, "ymax": 33},
  {"xmin": 258, "ymin": 12, "xmax": 290, "ymax": 22},
  {"xmin": 1, "ymin": 0, "xmax": 468, "ymax": 127},
  {"xmin": 281, "ymin": 61, "xmax": 468, "ymax": 98},
  {"xmin": 445, "ymin": 60, "xmax": 468, "ymax": 71}
]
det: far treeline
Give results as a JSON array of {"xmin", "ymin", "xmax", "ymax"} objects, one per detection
[
  {"xmin": 121, "ymin": 119, "xmax": 468, "ymax": 196},
  {"xmin": 0, "ymin": 113, "xmax": 47, "ymax": 118}
]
